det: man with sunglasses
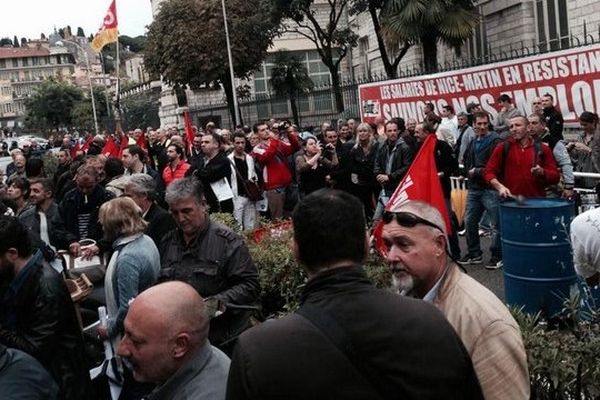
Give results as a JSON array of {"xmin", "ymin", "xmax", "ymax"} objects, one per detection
[
  {"xmin": 381, "ymin": 200, "xmax": 529, "ymax": 400},
  {"xmin": 227, "ymin": 189, "xmax": 484, "ymax": 399}
]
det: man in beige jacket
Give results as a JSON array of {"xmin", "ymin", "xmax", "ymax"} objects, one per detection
[{"xmin": 381, "ymin": 200, "xmax": 530, "ymax": 400}]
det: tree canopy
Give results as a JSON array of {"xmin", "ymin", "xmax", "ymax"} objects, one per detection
[
  {"xmin": 144, "ymin": 0, "xmax": 286, "ymax": 124},
  {"xmin": 270, "ymin": 51, "xmax": 313, "ymax": 126},
  {"xmin": 381, "ymin": 0, "xmax": 479, "ymax": 72},
  {"xmin": 283, "ymin": 0, "xmax": 358, "ymax": 113},
  {"xmin": 24, "ymin": 79, "xmax": 83, "ymax": 130}
]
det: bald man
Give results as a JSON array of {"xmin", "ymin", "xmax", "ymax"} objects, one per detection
[{"xmin": 118, "ymin": 282, "xmax": 230, "ymax": 400}]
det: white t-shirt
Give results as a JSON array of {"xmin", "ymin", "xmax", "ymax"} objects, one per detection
[{"xmin": 570, "ymin": 207, "xmax": 600, "ymax": 278}]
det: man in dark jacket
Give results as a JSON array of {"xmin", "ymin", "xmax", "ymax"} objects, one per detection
[
  {"xmin": 159, "ymin": 177, "xmax": 260, "ymax": 353},
  {"xmin": 123, "ymin": 173, "xmax": 176, "ymax": 248},
  {"xmin": 0, "ymin": 216, "xmax": 92, "ymax": 400},
  {"xmin": 459, "ymin": 112, "xmax": 503, "ymax": 269},
  {"xmin": 373, "ymin": 120, "xmax": 414, "ymax": 221},
  {"xmin": 542, "ymin": 93, "xmax": 564, "ymax": 140},
  {"xmin": 59, "ymin": 164, "xmax": 114, "ymax": 257},
  {"xmin": 188, "ymin": 132, "xmax": 234, "ymax": 213},
  {"xmin": 19, "ymin": 178, "xmax": 74, "ymax": 262},
  {"xmin": 0, "ymin": 344, "xmax": 60, "ymax": 399},
  {"xmin": 226, "ymin": 189, "xmax": 483, "ymax": 400}
]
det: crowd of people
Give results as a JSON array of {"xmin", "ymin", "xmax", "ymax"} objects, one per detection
[{"xmin": 0, "ymin": 92, "xmax": 599, "ymax": 399}]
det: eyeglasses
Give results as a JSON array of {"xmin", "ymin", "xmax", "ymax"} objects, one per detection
[{"xmin": 382, "ymin": 211, "xmax": 444, "ymax": 233}]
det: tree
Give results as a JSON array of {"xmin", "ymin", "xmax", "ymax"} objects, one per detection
[
  {"xmin": 270, "ymin": 52, "xmax": 313, "ymax": 126},
  {"xmin": 24, "ymin": 79, "xmax": 83, "ymax": 131},
  {"xmin": 121, "ymin": 95, "xmax": 160, "ymax": 131},
  {"xmin": 283, "ymin": 0, "xmax": 358, "ymax": 113},
  {"xmin": 120, "ymin": 35, "xmax": 146, "ymax": 53},
  {"xmin": 144, "ymin": 0, "xmax": 286, "ymax": 125},
  {"xmin": 0, "ymin": 38, "xmax": 12, "ymax": 47},
  {"xmin": 349, "ymin": 0, "xmax": 410, "ymax": 79},
  {"xmin": 20, "ymin": 37, "xmax": 27, "ymax": 47},
  {"xmin": 77, "ymin": 27, "xmax": 85, "ymax": 37},
  {"xmin": 71, "ymin": 86, "xmax": 111, "ymax": 131},
  {"xmin": 381, "ymin": 0, "xmax": 479, "ymax": 72},
  {"xmin": 13, "ymin": 35, "xmax": 19, "ymax": 48},
  {"xmin": 58, "ymin": 28, "xmax": 65, "ymax": 38},
  {"xmin": 40, "ymin": 33, "xmax": 47, "ymax": 40}
]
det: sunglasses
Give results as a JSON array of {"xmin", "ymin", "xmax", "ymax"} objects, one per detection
[{"xmin": 382, "ymin": 211, "xmax": 444, "ymax": 233}]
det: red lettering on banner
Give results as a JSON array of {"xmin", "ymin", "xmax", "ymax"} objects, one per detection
[{"xmin": 359, "ymin": 45, "xmax": 600, "ymax": 126}]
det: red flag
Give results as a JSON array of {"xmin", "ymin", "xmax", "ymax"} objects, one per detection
[
  {"xmin": 91, "ymin": 0, "xmax": 118, "ymax": 53},
  {"xmin": 102, "ymin": 135, "xmax": 120, "ymax": 158},
  {"xmin": 118, "ymin": 133, "xmax": 129, "ymax": 158},
  {"xmin": 81, "ymin": 135, "xmax": 94, "ymax": 153},
  {"xmin": 183, "ymin": 111, "xmax": 195, "ymax": 155},
  {"xmin": 70, "ymin": 142, "xmax": 81, "ymax": 159},
  {"xmin": 373, "ymin": 135, "xmax": 451, "ymax": 255},
  {"xmin": 136, "ymin": 133, "xmax": 148, "ymax": 151}
]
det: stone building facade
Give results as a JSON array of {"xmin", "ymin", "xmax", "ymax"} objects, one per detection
[
  {"xmin": 0, "ymin": 44, "xmax": 75, "ymax": 128},
  {"xmin": 149, "ymin": 0, "xmax": 599, "ymax": 128}
]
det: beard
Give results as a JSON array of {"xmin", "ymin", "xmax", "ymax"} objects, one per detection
[{"xmin": 390, "ymin": 263, "xmax": 417, "ymax": 296}]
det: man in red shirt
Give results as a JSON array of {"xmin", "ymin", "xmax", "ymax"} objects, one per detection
[
  {"xmin": 484, "ymin": 116, "xmax": 560, "ymax": 198},
  {"xmin": 250, "ymin": 121, "xmax": 300, "ymax": 220},
  {"xmin": 162, "ymin": 144, "xmax": 190, "ymax": 187}
]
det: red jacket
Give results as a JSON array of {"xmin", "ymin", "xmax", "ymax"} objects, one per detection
[
  {"xmin": 163, "ymin": 161, "xmax": 191, "ymax": 187},
  {"xmin": 251, "ymin": 135, "xmax": 300, "ymax": 190},
  {"xmin": 484, "ymin": 137, "xmax": 560, "ymax": 197}
]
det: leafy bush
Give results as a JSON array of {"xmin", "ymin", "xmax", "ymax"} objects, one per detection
[{"xmin": 512, "ymin": 288, "xmax": 600, "ymax": 399}]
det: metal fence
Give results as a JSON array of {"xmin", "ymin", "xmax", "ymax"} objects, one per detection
[{"xmin": 189, "ymin": 24, "xmax": 600, "ymax": 129}]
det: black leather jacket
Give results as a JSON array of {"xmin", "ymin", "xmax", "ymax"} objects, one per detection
[
  {"xmin": 0, "ymin": 251, "xmax": 92, "ymax": 400},
  {"xmin": 373, "ymin": 138, "xmax": 414, "ymax": 195},
  {"xmin": 20, "ymin": 202, "xmax": 76, "ymax": 256},
  {"xmin": 159, "ymin": 219, "xmax": 260, "ymax": 347}
]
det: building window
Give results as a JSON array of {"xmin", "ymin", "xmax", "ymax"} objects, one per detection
[
  {"xmin": 22, "ymin": 57, "xmax": 29, "ymax": 67},
  {"xmin": 467, "ymin": 8, "xmax": 488, "ymax": 61},
  {"xmin": 0, "ymin": 59, "xmax": 5, "ymax": 69},
  {"xmin": 358, "ymin": 36, "xmax": 370, "ymax": 78},
  {"xmin": 535, "ymin": 0, "xmax": 569, "ymax": 52}
]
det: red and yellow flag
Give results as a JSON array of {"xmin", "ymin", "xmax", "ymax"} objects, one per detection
[{"xmin": 91, "ymin": 0, "xmax": 118, "ymax": 53}]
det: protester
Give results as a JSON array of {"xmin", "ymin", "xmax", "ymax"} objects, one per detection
[
  {"xmin": 542, "ymin": 93, "xmax": 564, "ymax": 140},
  {"xmin": 150, "ymin": 128, "xmax": 172, "ymax": 174},
  {"xmin": 0, "ymin": 344, "xmax": 60, "ymax": 400},
  {"xmin": 227, "ymin": 189, "xmax": 483, "ymax": 399},
  {"xmin": 59, "ymin": 164, "xmax": 115, "ymax": 256},
  {"xmin": 159, "ymin": 177, "xmax": 260, "ymax": 351},
  {"xmin": 459, "ymin": 112, "xmax": 503, "ymax": 268},
  {"xmin": 373, "ymin": 120, "xmax": 414, "ymax": 221},
  {"xmin": 117, "ymin": 281, "xmax": 230, "ymax": 400},
  {"xmin": 189, "ymin": 132, "xmax": 234, "ymax": 214},
  {"xmin": 250, "ymin": 121, "xmax": 300, "ymax": 220},
  {"xmin": 19, "ymin": 178, "xmax": 73, "ymax": 263},
  {"xmin": 568, "ymin": 111, "xmax": 600, "ymax": 189},
  {"xmin": 0, "ymin": 216, "xmax": 92, "ymax": 400},
  {"xmin": 570, "ymin": 205, "xmax": 600, "ymax": 286},
  {"xmin": 7, "ymin": 153, "xmax": 26, "ymax": 181},
  {"xmin": 438, "ymin": 105, "xmax": 459, "ymax": 144},
  {"xmin": 456, "ymin": 111, "xmax": 476, "ymax": 164},
  {"xmin": 348, "ymin": 122, "xmax": 380, "ymax": 221},
  {"xmin": 162, "ymin": 143, "xmax": 190, "ymax": 187},
  {"xmin": 527, "ymin": 113, "xmax": 575, "ymax": 198},
  {"xmin": 296, "ymin": 136, "xmax": 337, "ymax": 196},
  {"xmin": 228, "ymin": 132, "xmax": 259, "ymax": 230},
  {"xmin": 494, "ymin": 94, "xmax": 521, "ymax": 139},
  {"xmin": 54, "ymin": 149, "xmax": 71, "ymax": 184},
  {"xmin": 485, "ymin": 116, "xmax": 560, "ymax": 198},
  {"xmin": 381, "ymin": 200, "xmax": 529, "ymax": 400},
  {"xmin": 5, "ymin": 176, "xmax": 30, "ymax": 216},
  {"xmin": 97, "ymin": 197, "xmax": 160, "ymax": 341},
  {"xmin": 123, "ymin": 173, "xmax": 176, "ymax": 247}
]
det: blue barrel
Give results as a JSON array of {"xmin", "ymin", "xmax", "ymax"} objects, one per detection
[{"xmin": 500, "ymin": 198, "xmax": 576, "ymax": 318}]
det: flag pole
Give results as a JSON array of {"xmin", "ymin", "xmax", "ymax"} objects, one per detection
[{"xmin": 114, "ymin": 20, "xmax": 122, "ymax": 136}]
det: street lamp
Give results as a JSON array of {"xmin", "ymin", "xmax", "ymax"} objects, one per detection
[
  {"xmin": 56, "ymin": 40, "xmax": 99, "ymax": 135},
  {"xmin": 221, "ymin": 0, "xmax": 240, "ymax": 126}
]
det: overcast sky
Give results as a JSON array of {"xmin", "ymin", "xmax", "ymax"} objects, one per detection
[{"xmin": 1, "ymin": 0, "xmax": 153, "ymax": 40}]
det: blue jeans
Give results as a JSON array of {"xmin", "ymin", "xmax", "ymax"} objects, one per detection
[{"xmin": 465, "ymin": 189, "xmax": 501, "ymax": 258}]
